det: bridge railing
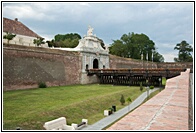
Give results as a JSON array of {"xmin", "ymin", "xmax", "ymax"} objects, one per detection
[{"xmin": 87, "ymin": 68, "xmax": 186, "ymax": 76}]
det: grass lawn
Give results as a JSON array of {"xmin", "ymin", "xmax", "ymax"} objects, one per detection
[{"xmin": 3, "ymin": 84, "xmax": 145, "ymax": 130}]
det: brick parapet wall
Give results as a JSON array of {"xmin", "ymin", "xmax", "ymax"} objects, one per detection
[
  {"xmin": 109, "ymin": 54, "xmax": 157, "ymax": 69},
  {"xmin": 3, "ymin": 45, "xmax": 82, "ymax": 91},
  {"xmin": 157, "ymin": 62, "xmax": 193, "ymax": 71},
  {"xmin": 109, "ymin": 54, "xmax": 193, "ymax": 71}
]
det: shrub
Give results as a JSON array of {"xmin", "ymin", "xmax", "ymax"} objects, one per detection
[
  {"xmin": 38, "ymin": 82, "xmax": 47, "ymax": 88},
  {"xmin": 120, "ymin": 94, "xmax": 125, "ymax": 105},
  {"xmin": 140, "ymin": 82, "xmax": 143, "ymax": 92},
  {"xmin": 150, "ymin": 86, "xmax": 154, "ymax": 89},
  {"xmin": 127, "ymin": 97, "xmax": 132, "ymax": 103}
]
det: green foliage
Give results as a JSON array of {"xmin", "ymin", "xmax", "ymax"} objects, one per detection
[
  {"xmin": 109, "ymin": 40, "xmax": 126, "ymax": 57},
  {"xmin": 38, "ymin": 82, "xmax": 47, "ymax": 88},
  {"xmin": 3, "ymin": 32, "xmax": 16, "ymax": 44},
  {"xmin": 33, "ymin": 37, "xmax": 45, "ymax": 46},
  {"xmin": 126, "ymin": 97, "xmax": 132, "ymax": 103},
  {"xmin": 140, "ymin": 82, "xmax": 143, "ymax": 92},
  {"xmin": 150, "ymin": 86, "xmax": 154, "ymax": 89},
  {"xmin": 54, "ymin": 33, "xmax": 81, "ymax": 41},
  {"xmin": 47, "ymin": 33, "xmax": 82, "ymax": 48},
  {"xmin": 48, "ymin": 33, "xmax": 106, "ymax": 49},
  {"xmin": 108, "ymin": 107, "xmax": 114, "ymax": 113},
  {"xmin": 46, "ymin": 39, "xmax": 55, "ymax": 47},
  {"xmin": 120, "ymin": 94, "xmax": 125, "ymax": 105},
  {"xmin": 174, "ymin": 40, "xmax": 193, "ymax": 62},
  {"xmin": 152, "ymin": 51, "xmax": 164, "ymax": 62},
  {"xmin": 109, "ymin": 32, "xmax": 164, "ymax": 62}
]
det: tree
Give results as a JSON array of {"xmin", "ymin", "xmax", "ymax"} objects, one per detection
[
  {"xmin": 174, "ymin": 40, "xmax": 193, "ymax": 62},
  {"xmin": 3, "ymin": 32, "xmax": 16, "ymax": 44},
  {"xmin": 109, "ymin": 32, "xmax": 164, "ymax": 62},
  {"xmin": 109, "ymin": 40, "xmax": 126, "ymax": 57},
  {"xmin": 33, "ymin": 37, "xmax": 45, "ymax": 46},
  {"xmin": 53, "ymin": 33, "xmax": 81, "ymax": 48},
  {"xmin": 153, "ymin": 51, "xmax": 164, "ymax": 62},
  {"xmin": 140, "ymin": 82, "xmax": 143, "ymax": 92},
  {"xmin": 127, "ymin": 97, "xmax": 132, "ymax": 103},
  {"xmin": 46, "ymin": 39, "xmax": 56, "ymax": 47},
  {"xmin": 120, "ymin": 94, "xmax": 125, "ymax": 105},
  {"xmin": 126, "ymin": 97, "xmax": 132, "ymax": 112}
]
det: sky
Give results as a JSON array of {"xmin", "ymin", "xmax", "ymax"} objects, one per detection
[{"xmin": 2, "ymin": 1, "xmax": 194, "ymax": 62}]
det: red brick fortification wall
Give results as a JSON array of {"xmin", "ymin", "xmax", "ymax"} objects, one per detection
[
  {"xmin": 107, "ymin": 69, "xmax": 191, "ymax": 130},
  {"xmin": 157, "ymin": 62, "xmax": 193, "ymax": 71},
  {"xmin": 109, "ymin": 54, "xmax": 157, "ymax": 69},
  {"xmin": 109, "ymin": 54, "xmax": 193, "ymax": 71},
  {"xmin": 3, "ymin": 45, "xmax": 82, "ymax": 91}
]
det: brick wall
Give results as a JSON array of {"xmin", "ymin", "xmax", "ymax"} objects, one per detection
[
  {"xmin": 157, "ymin": 62, "xmax": 193, "ymax": 71},
  {"xmin": 109, "ymin": 54, "xmax": 193, "ymax": 71},
  {"xmin": 3, "ymin": 44, "xmax": 193, "ymax": 91},
  {"xmin": 109, "ymin": 54, "xmax": 157, "ymax": 69},
  {"xmin": 3, "ymin": 44, "xmax": 82, "ymax": 91}
]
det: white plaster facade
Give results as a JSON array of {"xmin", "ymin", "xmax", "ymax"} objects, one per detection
[
  {"xmin": 55, "ymin": 26, "xmax": 110, "ymax": 84},
  {"xmin": 3, "ymin": 32, "xmax": 48, "ymax": 47}
]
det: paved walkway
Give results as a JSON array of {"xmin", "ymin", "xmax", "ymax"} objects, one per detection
[
  {"xmin": 107, "ymin": 69, "xmax": 191, "ymax": 130},
  {"xmin": 81, "ymin": 88, "xmax": 159, "ymax": 130}
]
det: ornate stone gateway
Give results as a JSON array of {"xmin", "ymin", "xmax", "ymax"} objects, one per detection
[
  {"xmin": 54, "ymin": 26, "xmax": 109, "ymax": 84},
  {"xmin": 78, "ymin": 26, "xmax": 109, "ymax": 84},
  {"xmin": 77, "ymin": 26, "xmax": 109, "ymax": 72}
]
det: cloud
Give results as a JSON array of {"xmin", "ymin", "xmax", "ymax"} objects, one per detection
[
  {"xmin": 2, "ymin": 2, "xmax": 193, "ymax": 62},
  {"xmin": 3, "ymin": 3, "xmax": 55, "ymax": 21},
  {"xmin": 162, "ymin": 53, "xmax": 177, "ymax": 62}
]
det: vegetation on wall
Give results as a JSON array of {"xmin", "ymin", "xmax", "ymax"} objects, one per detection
[
  {"xmin": 3, "ymin": 32, "xmax": 16, "ymax": 44},
  {"xmin": 33, "ymin": 37, "xmax": 45, "ymax": 46}
]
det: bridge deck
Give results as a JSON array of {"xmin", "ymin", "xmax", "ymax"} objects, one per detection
[{"xmin": 87, "ymin": 68, "xmax": 186, "ymax": 86}]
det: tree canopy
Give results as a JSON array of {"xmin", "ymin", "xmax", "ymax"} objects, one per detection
[
  {"xmin": 47, "ymin": 33, "xmax": 82, "ymax": 48},
  {"xmin": 109, "ymin": 32, "xmax": 164, "ymax": 62},
  {"xmin": 47, "ymin": 33, "xmax": 107, "ymax": 49},
  {"xmin": 174, "ymin": 40, "xmax": 193, "ymax": 62}
]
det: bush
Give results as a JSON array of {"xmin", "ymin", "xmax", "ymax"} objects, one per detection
[
  {"xmin": 120, "ymin": 94, "xmax": 125, "ymax": 105},
  {"xmin": 150, "ymin": 86, "xmax": 154, "ymax": 89},
  {"xmin": 38, "ymin": 82, "xmax": 47, "ymax": 88},
  {"xmin": 127, "ymin": 97, "xmax": 132, "ymax": 103},
  {"xmin": 140, "ymin": 82, "xmax": 143, "ymax": 92}
]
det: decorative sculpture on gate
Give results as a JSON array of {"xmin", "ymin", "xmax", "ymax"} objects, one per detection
[{"xmin": 87, "ymin": 25, "xmax": 93, "ymax": 36}]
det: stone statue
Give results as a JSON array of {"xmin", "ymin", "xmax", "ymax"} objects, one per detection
[{"xmin": 87, "ymin": 25, "xmax": 93, "ymax": 36}]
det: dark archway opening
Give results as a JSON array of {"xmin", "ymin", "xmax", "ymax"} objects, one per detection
[
  {"xmin": 93, "ymin": 59, "xmax": 99, "ymax": 69},
  {"xmin": 86, "ymin": 64, "xmax": 89, "ymax": 70}
]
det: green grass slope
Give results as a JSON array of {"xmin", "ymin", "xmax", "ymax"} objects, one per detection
[{"xmin": 3, "ymin": 84, "xmax": 144, "ymax": 130}]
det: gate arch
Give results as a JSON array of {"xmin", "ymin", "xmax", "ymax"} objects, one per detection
[{"xmin": 93, "ymin": 59, "xmax": 99, "ymax": 69}]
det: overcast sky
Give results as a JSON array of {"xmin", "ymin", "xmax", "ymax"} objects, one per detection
[{"xmin": 3, "ymin": 2, "xmax": 194, "ymax": 62}]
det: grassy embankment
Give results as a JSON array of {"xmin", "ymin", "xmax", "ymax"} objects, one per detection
[{"xmin": 3, "ymin": 84, "xmax": 145, "ymax": 130}]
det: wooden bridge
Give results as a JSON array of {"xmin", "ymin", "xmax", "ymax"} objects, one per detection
[{"xmin": 86, "ymin": 68, "xmax": 186, "ymax": 86}]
